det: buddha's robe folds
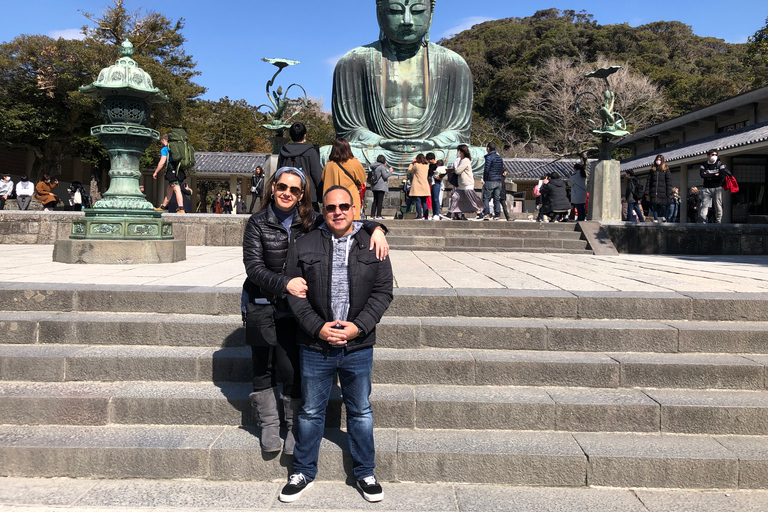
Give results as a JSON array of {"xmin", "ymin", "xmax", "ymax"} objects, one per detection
[{"xmin": 324, "ymin": 41, "xmax": 485, "ymax": 174}]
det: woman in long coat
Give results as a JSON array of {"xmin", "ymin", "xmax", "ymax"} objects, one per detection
[
  {"xmin": 321, "ymin": 138, "xmax": 367, "ymax": 220},
  {"xmin": 448, "ymin": 144, "xmax": 484, "ymax": 220},
  {"xmin": 35, "ymin": 174, "xmax": 59, "ymax": 210},
  {"xmin": 645, "ymin": 154, "xmax": 671, "ymax": 222},
  {"xmin": 407, "ymin": 153, "xmax": 431, "ymax": 219}
]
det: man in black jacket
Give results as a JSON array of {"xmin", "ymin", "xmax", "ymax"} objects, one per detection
[
  {"xmin": 699, "ymin": 148, "xmax": 730, "ymax": 223},
  {"xmin": 279, "ymin": 185, "xmax": 393, "ymax": 505},
  {"xmin": 278, "ymin": 122, "xmax": 323, "ymax": 211},
  {"xmin": 480, "ymin": 142, "xmax": 505, "ymax": 220}
]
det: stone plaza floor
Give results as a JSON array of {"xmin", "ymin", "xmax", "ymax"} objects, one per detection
[{"xmin": 0, "ymin": 244, "xmax": 767, "ymax": 294}]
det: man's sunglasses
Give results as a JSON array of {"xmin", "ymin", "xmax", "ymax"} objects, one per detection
[
  {"xmin": 324, "ymin": 203, "xmax": 352, "ymax": 213},
  {"xmin": 275, "ymin": 183, "xmax": 302, "ymax": 196}
]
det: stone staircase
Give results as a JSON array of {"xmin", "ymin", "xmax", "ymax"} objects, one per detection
[
  {"xmin": 385, "ymin": 219, "xmax": 594, "ymax": 253},
  {"xmin": 1, "ymin": 284, "xmax": 767, "ymax": 489}
]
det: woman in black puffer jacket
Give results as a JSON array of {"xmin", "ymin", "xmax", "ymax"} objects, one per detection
[
  {"xmin": 541, "ymin": 173, "xmax": 571, "ymax": 222},
  {"xmin": 645, "ymin": 154, "xmax": 671, "ymax": 222},
  {"xmin": 242, "ymin": 167, "xmax": 388, "ymax": 455}
]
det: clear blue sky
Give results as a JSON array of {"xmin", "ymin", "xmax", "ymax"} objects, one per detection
[{"xmin": 2, "ymin": 0, "xmax": 766, "ymax": 111}]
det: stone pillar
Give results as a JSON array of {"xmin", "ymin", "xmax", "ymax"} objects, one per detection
[
  {"xmin": 264, "ymin": 155, "xmax": 280, "ymax": 183},
  {"xmin": 587, "ymin": 159, "xmax": 622, "ymax": 222}
]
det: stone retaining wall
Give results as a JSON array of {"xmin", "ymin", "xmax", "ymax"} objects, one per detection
[
  {"xmin": 3, "ymin": 211, "xmax": 768, "ymax": 254},
  {"xmin": 602, "ymin": 223, "xmax": 768, "ymax": 255}
]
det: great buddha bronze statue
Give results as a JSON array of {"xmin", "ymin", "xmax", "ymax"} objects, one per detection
[{"xmin": 322, "ymin": 0, "xmax": 485, "ymax": 173}]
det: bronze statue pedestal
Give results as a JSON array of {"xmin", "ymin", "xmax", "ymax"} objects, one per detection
[{"xmin": 53, "ymin": 239, "xmax": 185, "ymax": 265}]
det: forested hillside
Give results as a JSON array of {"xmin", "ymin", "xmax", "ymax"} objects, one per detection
[{"xmin": 441, "ymin": 8, "xmax": 768, "ymax": 157}]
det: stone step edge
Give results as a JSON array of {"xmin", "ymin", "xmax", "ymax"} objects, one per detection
[
  {"xmin": 2, "ymin": 285, "xmax": 767, "ymax": 321},
  {"xmin": 5, "ymin": 312, "xmax": 768, "ymax": 354},
  {"xmin": 0, "ymin": 425, "xmax": 763, "ymax": 489},
  {"xmin": 1, "ymin": 345, "xmax": 766, "ymax": 390},
  {"xmin": 2, "ymin": 381, "xmax": 768, "ymax": 435}
]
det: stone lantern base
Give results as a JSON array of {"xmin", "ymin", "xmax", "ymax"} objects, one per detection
[
  {"xmin": 53, "ymin": 239, "xmax": 185, "ymax": 265},
  {"xmin": 53, "ymin": 208, "xmax": 185, "ymax": 264}
]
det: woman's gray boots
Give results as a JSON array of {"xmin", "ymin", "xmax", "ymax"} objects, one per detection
[
  {"xmin": 282, "ymin": 395, "xmax": 302, "ymax": 455},
  {"xmin": 250, "ymin": 389, "xmax": 281, "ymax": 452}
]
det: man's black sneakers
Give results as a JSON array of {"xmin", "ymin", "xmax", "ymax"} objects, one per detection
[
  {"xmin": 357, "ymin": 475, "xmax": 383, "ymax": 502},
  {"xmin": 279, "ymin": 473, "xmax": 313, "ymax": 503}
]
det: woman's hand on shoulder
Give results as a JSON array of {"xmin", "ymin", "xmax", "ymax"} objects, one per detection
[
  {"xmin": 286, "ymin": 277, "xmax": 307, "ymax": 298},
  {"xmin": 370, "ymin": 227, "xmax": 389, "ymax": 260}
]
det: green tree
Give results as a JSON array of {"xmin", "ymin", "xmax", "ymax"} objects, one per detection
[{"xmin": 746, "ymin": 16, "xmax": 768, "ymax": 87}]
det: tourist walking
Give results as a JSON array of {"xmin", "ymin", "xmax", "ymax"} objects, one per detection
[
  {"xmin": 213, "ymin": 193, "xmax": 223, "ymax": 214},
  {"xmin": 15, "ymin": 176, "xmax": 34, "ymax": 210},
  {"xmin": 540, "ymin": 173, "xmax": 570, "ymax": 222},
  {"xmin": 322, "ymin": 138, "xmax": 367, "ymax": 220},
  {"xmin": 249, "ymin": 167, "xmax": 265, "ymax": 214},
  {"xmin": 698, "ymin": 149, "xmax": 730, "ymax": 223},
  {"xmin": 569, "ymin": 163, "xmax": 588, "ymax": 221},
  {"xmin": 481, "ymin": 142, "xmax": 505, "ymax": 220},
  {"xmin": 279, "ymin": 185, "xmax": 393, "ymax": 505},
  {"xmin": 369, "ymin": 155, "xmax": 392, "ymax": 220},
  {"xmin": 35, "ymin": 174, "xmax": 59, "ymax": 211},
  {"xmin": 646, "ymin": 155, "xmax": 671, "ymax": 222},
  {"xmin": 687, "ymin": 187, "xmax": 702, "ymax": 223},
  {"xmin": 243, "ymin": 168, "xmax": 388, "ymax": 456},
  {"xmin": 407, "ymin": 154, "xmax": 430, "ymax": 219},
  {"xmin": 535, "ymin": 175, "xmax": 547, "ymax": 222},
  {"xmin": 430, "ymin": 159, "xmax": 447, "ymax": 220},
  {"xmin": 152, "ymin": 133, "xmax": 186, "ymax": 213},
  {"xmin": 222, "ymin": 191, "xmax": 233, "ymax": 214},
  {"xmin": 278, "ymin": 122, "xmax": 323, "ymax": 211},
  {"xmin": 0, "ymin": 173, "xmax": 12, "ymax": 210},
  {"xmin": 449, "ymin": 144, "xmax": 484, "ymax": 220},
  {"xmin": 624, "ymin": 170, "xmax": 644, "ymax": 223}
]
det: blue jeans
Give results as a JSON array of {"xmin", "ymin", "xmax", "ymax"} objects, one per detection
[
  {"xmin": 627, "ymin": 203, "xmax": 644, "ymax": 222},
  {"xmin": 413, "ymin": 196, "xmax": 428, "ymax": 218},
  {"xmin": 292, "ymin": 346, "xmax": 375, "ymax": 481},
  {"xmin": 667, "ymin": 202, "xmax": 678, "ymax": 223},
  {"xmin": 482, "ymin": 181, "xmax": 502, "ymax": 216},
  {"xmin": 651, "ymin": 204, "xmax": 666, "ymax": 222},
  {"xmin": 431, "ymin": 183, "xmax": 442, "ymax": 216}
]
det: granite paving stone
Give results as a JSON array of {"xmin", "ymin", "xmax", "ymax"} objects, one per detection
[
  {"xmin": 635, "ymin": 489, "xmax": 768, "ymax": 512},
  {"xmin": 0, "ymin": 381, "xmax": 122, "ymax": 425},
  {"xmin": 575, "ymin": 432, "xmax": 739, "ymax": 488},
  {"xmin": 671, "ymin": 320, "xmax": 768, "ymax": 353},
  {"xmin": 414, "ymin": 385, "xmax": 554, "ymax": 430},
  {"xmin": 372, "ymin": 348, "xmax": 475, "ymax": 385},
  {"xmin": 646, "ymin": 388, "xmax": 768, "ymax": 434},
  {"xmin": 0, "ymin": 477, "xmax": 97, "ymax": 506},
  {"xmin": 76, "ymin": 479, "xmax": 278, "ymax": 509},
  {"xmin": 455, "ymin": 485, "xmax": 647, "ymax": 512},
  {"xmin": 472, "ymin": 350, "xmax": 620, "ymax": 387},
  {"xmin": 0, "ymin": 344, "xmax": 83, "ymax": 381},
  {"xmin": 64, "ymin": 345, "xmax": 208, "ymax": 382},
  {"xmin": 548, "ymin": 387, "xmax": 660, "ymax": 432},
  {"xmin": 544, "ymin": 319, "xmax": 678, "ymax": 352},
  {"xmin": 397, "ymin": 430, "xmax": 586, "ymax": 485},
  {"xmin": 714, "ymin": 435, "xmax": 768, "ymax": 489},
  {"xmin": 611, "ymin": 352, "xmax": 765, "ymax": 389}
]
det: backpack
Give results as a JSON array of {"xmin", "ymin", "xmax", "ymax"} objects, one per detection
[
  {"xmin": 167, "ymin": 128, "xmax": 195, "ymax": 172},
  {"xmin": 630, "ymin": 179, "xmax": 643, "ymax": 199}
]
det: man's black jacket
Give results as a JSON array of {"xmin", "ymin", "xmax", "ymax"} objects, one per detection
[{"xmin": 286, "ymin": 227, "xmax": 393, "ymax": 353}]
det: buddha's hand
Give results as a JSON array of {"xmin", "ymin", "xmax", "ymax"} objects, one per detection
[{"xmin": 380, "ymin": 139, "xmax": 436, "ymax": 152}]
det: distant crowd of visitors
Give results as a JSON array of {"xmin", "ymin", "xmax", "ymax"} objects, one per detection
[{"xmin": 623, "ymin": 149, "xmax": 733, "ymax": 224}]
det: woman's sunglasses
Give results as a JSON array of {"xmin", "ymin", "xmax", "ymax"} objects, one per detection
[
  {"xmin": 324, "ymin": 203, "xmax": 352, "ymax": 213},
  {"xmin": 275, "ymin": 182, "xmax": 302, "ymax": 196}
]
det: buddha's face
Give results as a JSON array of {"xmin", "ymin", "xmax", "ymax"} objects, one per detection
[{"xmin": 378, "ymin": 0, "xmax": 432, "ymax": 44}]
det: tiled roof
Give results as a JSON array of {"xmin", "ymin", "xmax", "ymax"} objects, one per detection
[
  {"xmin": 621, "ymin": 122, "xmax": 768, "ymax": 172},
  {"xmin": 193, "ymin": 152, "xmax": 270, "ymax": 174},
  {"xmin": 502, "ymin": 158, "xmax": 587, "ymax": 180}
]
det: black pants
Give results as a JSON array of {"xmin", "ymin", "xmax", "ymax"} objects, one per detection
[
  {"xmin": 0, "ymin": 197, "xmax": 5, "ymax": 210},
  {"xmin": 250, "ymin": 317, "xmax": 301, "ymax": 398},
  {"xmin": 371, "ymin": 191, "xmax": 385, "ymax": 218}
]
